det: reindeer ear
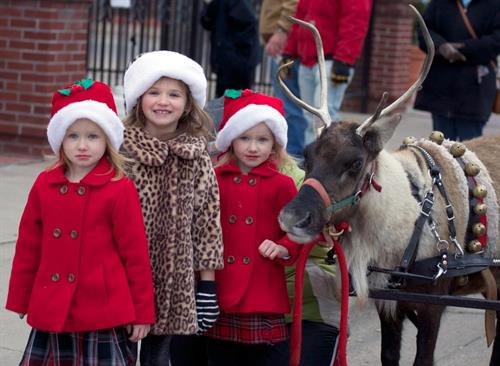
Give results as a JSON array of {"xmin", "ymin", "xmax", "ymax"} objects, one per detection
[{"xmin": 362, "ymin": 114, "xmax": 402, "ymax": 154}]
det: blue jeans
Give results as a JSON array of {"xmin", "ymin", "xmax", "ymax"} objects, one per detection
[
  {"xmin": 298, "ymin": 61, "xmax": 354, "ymax": 145},
  {"xmin": 139, "ymin": 334, "xmax": 172, "ymax": 366},
  {"xmin": 271, "ymin": 57, "xmax": 309, "ymax": 159},
  {"xmin": 431, "ymin": 113, "xmax": 487, "ymax": 141}
]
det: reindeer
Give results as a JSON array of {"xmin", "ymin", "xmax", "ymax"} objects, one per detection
[{"xmin": 277, "ymin": 5, "xmax": 500, "ymax": 366}]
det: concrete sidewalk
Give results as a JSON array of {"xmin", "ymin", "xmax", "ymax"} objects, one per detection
[{"xmin": 1, "ymin": 109, "xmax": 500, "ymax": 365}]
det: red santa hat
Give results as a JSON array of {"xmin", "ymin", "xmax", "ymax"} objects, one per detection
[
  {"xmin": 47, "ymin": 79, "xmax": 124, "ymax": 153},
  {"xmin": 215, "ymin": 89, "xmax": 288, "ymax": 152},
  {"xmin": 123, "ymin": 50, "xmax": 207, "ymax": 113}
]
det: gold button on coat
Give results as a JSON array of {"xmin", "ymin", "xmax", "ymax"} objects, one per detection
[
  {"xmin": 229, "ymin": 215, "xmax": 237, "ymax": 223},
  {"xmin": 227, "ymin": 255, "xmax": 235, "ymax": 264},
  {"xmin": 245, "ymin": 217, "xmax": 253, "ymax": 225},
  {"xmin": 59, "ymin": 185, "xmax": 68, "ymax": 194},
  {"xmin": 70, "ymin": 230, "xmax": 78, "ymax": 239},
  {"xmin": 248, "ymin": 178, "xmax": 256, "ymax": 185},
  {"xmin": 242, "ymin": 256, "xmax": 250, "ymax": 264},
  {"xmin": 68, "ymin": 273, "xmax": 75, "ymax": 282},
  {"xmin": 233, "ymin": 176, "xmax": 241, "ymax": 184},
  {"xmin": 53, "ymin": 228, "xmax": 61, "ymax": 238},
  {"xmin": 77, "ymin": 186, "xmax": 86, "ymax": 196},
  {"xmin": 51, "ymin": 273, "xmax": 60, "ymax": 282}
]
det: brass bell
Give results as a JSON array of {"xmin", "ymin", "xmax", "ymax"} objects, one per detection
[
  {"xmin": 402, "ymin": 136, "xmax": 417, "ymax": 145},
  {"xmin": 455, "ymin": 275, "xmax": 469, "ymax": 287},
  {"xmin": 467, "ymin": 239, "xmax": 483, "ymax": 253},
  {"xmin": 464, "ymin": 163, "xmax": 480, "ymax": 177},
  {"xmin": 429, "ymin": 131, "xmax": 444, "ymax": 145},
  {"xmin": 472, "ymin": 185, "xmax": 487, "ymax": 199},
  {"xmin": 472, "ymin": 222, "xmax": 486, "ymax": 237},
  {"xmin": 473, "ymin": 203, "xmax": 487, "ymax": 216},
  {"xmin": 450, "ymin": 142, "xmax": 466, "ymax": 157}
]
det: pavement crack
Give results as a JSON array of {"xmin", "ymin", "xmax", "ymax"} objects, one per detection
[{"xmin": 0, "ymin": 240, "xmax": 15, "ymax": 245}]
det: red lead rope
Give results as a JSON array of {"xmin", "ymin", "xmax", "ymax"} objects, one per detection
[{"xmin": 289, "ymin": 222, "xmax": 350, "ymax": 366}]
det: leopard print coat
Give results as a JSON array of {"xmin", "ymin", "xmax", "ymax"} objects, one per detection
[{"xmin": 122, "ymin": 127, "xmax": 223, "ymax": 335}]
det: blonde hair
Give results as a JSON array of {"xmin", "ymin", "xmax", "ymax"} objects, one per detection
[
  {"xmin": 123, "ymin": 78, "xmax": 213, "ymax": 140},
  {"xmin": 47, "ymin": 137, "xmax": 127, "ymax": 181},
  {"xmin": 215, "ymin": 141, "xmax": 295, "ymax": 171}
]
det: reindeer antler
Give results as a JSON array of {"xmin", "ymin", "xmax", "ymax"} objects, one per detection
[
  {"xmin": 276, "ymin": 17, "xmax": 332, "ymax": 128},
  {"xmin": 356, "ymin": 4, "xmax": 434, "ymax": 137}
]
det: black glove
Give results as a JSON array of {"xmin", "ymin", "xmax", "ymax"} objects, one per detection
[
  {"xmin": 278, "ymin": 55, "xmax": 295, "ymax": 80},
  {"xmin": 330, "ymin": 59, "xmax": 352, "ymax": 84},
  {"xmin": 196, "ymin": 280, "xmax": 219, "ymax": 333},
  {"xmin": 438, "ymin": 43, "xmax": 466, "ymax": 63}
]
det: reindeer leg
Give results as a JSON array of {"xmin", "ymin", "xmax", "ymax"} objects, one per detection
[
  {"xmin": 490, "ymin": 310, "xmax": 500, "ymax": 366},
  {"xmin": 489, "ymin": 287, "xmax": 500, "ymax": 366},
  {"xmin": 412, "ymin": 304, "xmax": 445, "ymax": 366},
  {"xmin": 378, "ymin": 304, "xmax": 405, "ymax": 366}
]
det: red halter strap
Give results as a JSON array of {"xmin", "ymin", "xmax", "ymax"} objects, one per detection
[{"xmin": 302, "ymin": 178, "xmax": 332, "ymax": 207}]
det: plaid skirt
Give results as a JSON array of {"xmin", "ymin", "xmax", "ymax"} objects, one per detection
[
  {"xmin": 19, "ymin": 327, "xmax": 137, "ymax": 366},
  {"xmin": 205, "ymin": 312, "xmax": 288, "ymax": 344}
]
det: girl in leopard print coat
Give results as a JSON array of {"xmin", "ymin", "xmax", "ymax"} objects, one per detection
[{"xmin": 121, "ymin": 51, "xmax": 223, "ymax": 365}]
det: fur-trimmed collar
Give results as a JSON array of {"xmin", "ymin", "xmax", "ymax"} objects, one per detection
[{"xmin": 122, "ymin": 127, "xmax": 207, "ymax": 166}]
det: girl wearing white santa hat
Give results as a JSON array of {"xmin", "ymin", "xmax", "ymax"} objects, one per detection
[
  {"xmin": 6, "ymin": 79, "xmax": 155, "ymax": 365},
  {"xmin": 205, "ymin": 88, "xmax": 302, "ymax": 365},
  {"xmin": 121, "ymin": 50, "xmax": 223, "ymax": 365}
]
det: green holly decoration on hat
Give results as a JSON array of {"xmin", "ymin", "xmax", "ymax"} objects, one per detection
[
  {"xmin": 58, "ymin": 78, "xmax": 94, "ymax": 96},
  {"xmin": 224, "ymin": 89, "xmax": 254, "ymax": 99}
]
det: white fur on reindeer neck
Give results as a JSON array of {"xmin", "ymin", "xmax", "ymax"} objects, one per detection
[{"xmin": 344, "ymin": 136, "xmax": 499, "ymax": 314}]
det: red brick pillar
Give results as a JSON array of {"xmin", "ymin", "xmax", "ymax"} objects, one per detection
[
  {"xmin": 367, "ymin": 0, "xmax": 415, "ymax": 112},
  {"xmin": 0, "ymin": 0, "xmax": 91, "ymax": 156}
]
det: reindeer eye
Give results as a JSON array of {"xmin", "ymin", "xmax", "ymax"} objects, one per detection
[{"xmin": 350, "ymin": 159, "xmax": 363, "ymax": 172}]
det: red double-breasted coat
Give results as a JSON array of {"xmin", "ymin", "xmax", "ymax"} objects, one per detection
[
  {"xmin": 215, "ymin": 160, "xmax": 300, "ymax": 314},
  {"xmin": 6, "ymin": 158, "xmax": 155, "ymax": 333}
]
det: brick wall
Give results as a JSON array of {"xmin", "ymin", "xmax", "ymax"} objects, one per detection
[
  {"xmin": 0, "ymin": 0, "xmax": 90, "ymax": 156},
  {"xmin": 366, "ymin": 0, "xmax": 415, "ymax": 112}
]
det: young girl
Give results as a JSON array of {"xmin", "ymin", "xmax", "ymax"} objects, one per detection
[
  {"xmin": 121, "ymin": 50, "xmax": 224, "ymax": 365},
  {"xmin": 6, "ymin": 79, "xmax": 155, "ymax": 365},
  {"xmin": 205, "ymin": 89, "xmax": 301, "ymax": 365}
]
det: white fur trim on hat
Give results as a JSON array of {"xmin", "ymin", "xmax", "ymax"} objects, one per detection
[
  {"xmin": 47, "ymin": 100, "xmax": 124, "ymax": 153},
  {"xmin": 123, "ymin": 51, "xmax": 207, "ymax": 113},
  {"xmin": 215, "ymin": 104, "xmax": 288, "ymax": 152}
]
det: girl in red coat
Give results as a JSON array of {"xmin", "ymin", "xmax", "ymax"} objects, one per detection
[
  {"xmin": 205, "ymin": 89, "xmax": 301, "ymax": 365},
  {"xmin": 6, "ymin": 79, "xmax": 155, "ymax": 366}
]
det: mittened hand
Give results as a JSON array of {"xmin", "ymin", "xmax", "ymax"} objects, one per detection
[
  {"xmin": 438, "ymin": 43, "xmax": 466, "ymax": 63},
  {"xmin": 278, "ymin": 55, "xmax": 295, "ymax": 80},
  {"xmin": 331, "ymin": 59, "xmax": 352, "ymax": 84},
  {"xmin": 196, "ymin": 280, "xmax": 219, "ymax": 333}
]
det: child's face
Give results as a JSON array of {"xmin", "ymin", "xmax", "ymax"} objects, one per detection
[
  {"xmin": 62, "ymin": 118, "xmax": 107, "ymax": 175},
  {"xmin": 232, "ymin": 122, "xmax": 274, "ymax": 173},
  {"xmin": 141, "ymin": 77, "xmax": 188, "ymax": 137}
]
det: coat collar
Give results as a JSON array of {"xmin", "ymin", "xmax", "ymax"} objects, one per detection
[
  {"xmin": 46, "ymin": 157, "xmax": 115, "ymax": 186},
  {"xmin": 215, "ymin": 159, "xmax": 280, "ymax": 178},
  {"xmin": 122, "ymin": 127, "xmax": 206, "ymax": 166}
]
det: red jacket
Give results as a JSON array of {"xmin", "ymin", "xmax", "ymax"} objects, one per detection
[
  {"xmin": 284, "ymin": 0, "xmax": 372, "ymax": 66},
  {"xmin": 215, "ymin": 160, "xmax": 300, "ymax": 314},
  {"xmin": 6, "ymin": 158, "xmax": 155, "ymax": 332}
]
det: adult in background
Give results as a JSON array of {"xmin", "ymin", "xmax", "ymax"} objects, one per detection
[
  {"xmin": 259, "ymin": 0, "xmax": 308, "ymax": 159},
  {"xmin": 201, "ymin": 0, "xmax": 261, "ymax": 97},
  {"xmin": 414, "ymin": 0, "xmax": 500, "ymax": 141},
  {"xmin": 283, "ymin": 0, "xmax": 372, "ymax": 145}
]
